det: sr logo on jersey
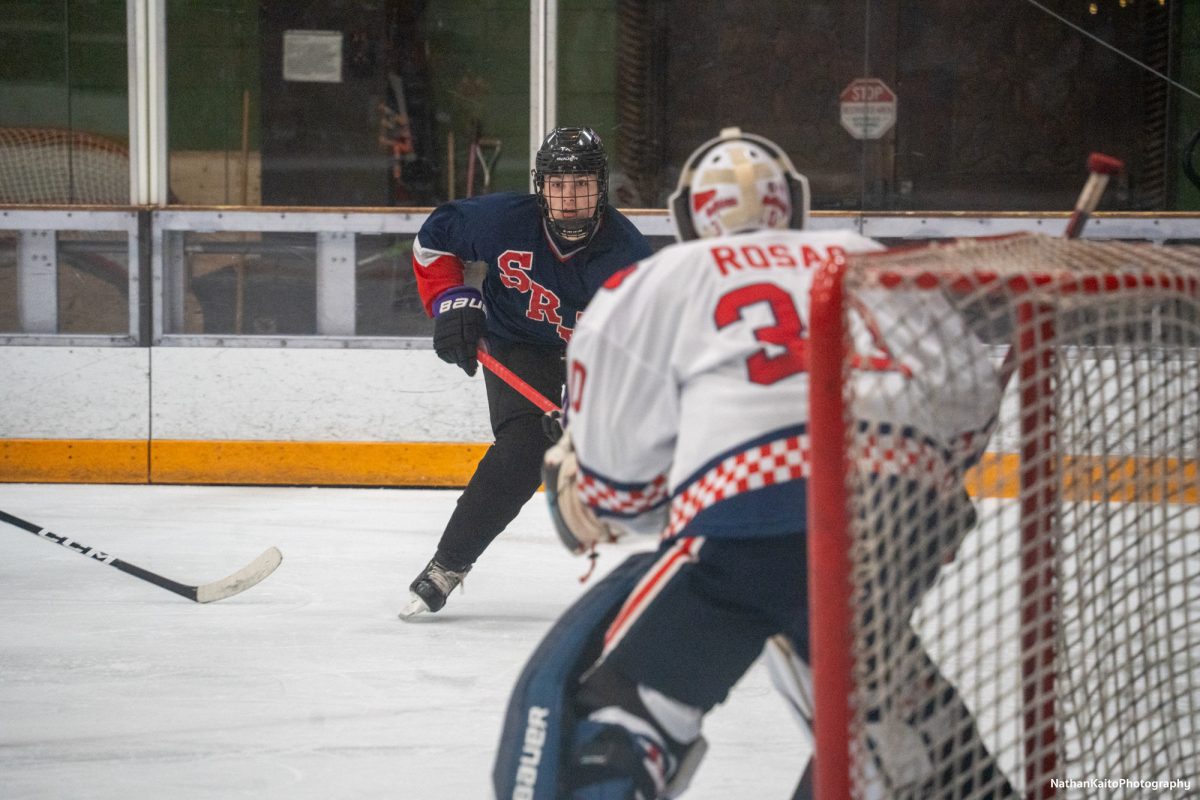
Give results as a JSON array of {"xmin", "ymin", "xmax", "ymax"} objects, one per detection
[{"xmin": 497, "ymin": 249, "xmax": 578, "ymax": 342}]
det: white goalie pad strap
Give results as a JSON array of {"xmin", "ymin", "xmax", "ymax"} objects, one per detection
[
  {"xmin": 764, "ymin": 635, "xmax": 814, "ymax": 745},
  {"xmin": 765, "ymin": 637, "xmax": 935, "ymax": 799},
  {"xmin": 860, "ymin": 715, "xmax": 935, "ymax": 793},
  {"xmin": 587, "ymin": 702, "xmax": 708, "ymax": 800},
  {"xmin": 663, "ymin": 735, "xmax": 708, "ymax": 800},
  {"xmin": 637, "ymin": 684, "xmax": 703, "ymax": 745}
]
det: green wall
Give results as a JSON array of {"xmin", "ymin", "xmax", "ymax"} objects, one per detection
[
  {"xmin": 420, "ymin": 0, "xmax": 621, "ymax": 196},
  {"xmin": 167, "ymin": 0, "xmax": 260, "ymax": 152},
  {"xmin": 424, "ymin": 0, "xmax": 531, "ymax": 194},
  {"xmin": 557, "ymin": 1, "xmax": 619, "ymax": 154},
  {"xmin": 0, "ymin": 0, "xmax": 619, "ymax": 197},
  {"xmin": 0, "ymin": 0, "xmax": 128, "ymax": 138},
  {"xmin": 3, "ymin": 0, "xmax": 1196, "ymax": 209}
]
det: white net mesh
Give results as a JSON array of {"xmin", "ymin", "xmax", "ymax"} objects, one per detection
[
  {"xmin": 830, "ymin": 234, "xmax": 1200, "ymax": 799},
  {"xmin": 0, "ymin": 127, "xmax": 130, "ymax": 204}
]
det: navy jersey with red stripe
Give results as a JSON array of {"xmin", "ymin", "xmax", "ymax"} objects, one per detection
[{"xmin": 412, "ymin": 192, "xmax": 651, "ymax": 346}]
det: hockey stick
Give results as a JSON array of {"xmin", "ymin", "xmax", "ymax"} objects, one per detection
[
  {"xmin": 0, "ymin": 508, "xmax": 282, "ymax": 603},
  {"xmin": 994, "ymin": 152, "xmax": 1128, "ymax": 390},
  {"xmin": 476, "ymin": 344, "xmax": 559, "ymax": 413},
  {"xmin": 1063, "ymin": 152, "xmax": 1124, "ymax": 239},
  {"xmin": 474, "ymin": 345, "xmax": 615, "ymax": 580}
]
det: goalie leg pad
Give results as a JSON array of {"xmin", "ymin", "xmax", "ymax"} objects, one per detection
[
  {"xmin": 563, "ymin": 718, "xmax": 668, "ymax": 800},
  {"xmin": 562, "ymin": 717, "xmax": 709, "ymax": 800},
  {"xmin": 860, "ymin": 625, "xmax": 1017, "ymax": 800},
  {"xmin": 492, "ymin": 551, "xmax": 658, "ymax": 800}
]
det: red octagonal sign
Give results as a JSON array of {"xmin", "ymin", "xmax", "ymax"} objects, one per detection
[{"xmin": 839, "ymin": 78, "xmax": 897, "ymax": 140}]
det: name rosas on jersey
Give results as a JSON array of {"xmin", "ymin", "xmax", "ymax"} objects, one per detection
[{"xmin": 708, "ymin": 242, "xmax": 848, "ymax": 276}]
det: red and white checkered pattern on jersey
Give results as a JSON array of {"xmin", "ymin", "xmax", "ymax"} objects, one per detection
[
  {"xmin": 664, "ymin": 434, "xmax": 811, "ymax": 538},
  {"xmin": 577, "ymin": 471, "xmax": 669, "ymax": 516},
  {"xmin": 854, "ymin": 428, "xmax": 980, "ymax": 492},
  {"xmin": 662, "ymin": 429, "xmax": 975, "ymax": 538}
]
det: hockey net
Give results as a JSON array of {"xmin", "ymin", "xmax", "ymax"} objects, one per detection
[
  {"xmin": 808, "ymin": 233, "xmax": 1200, "ymax": 799},
  {"xmin": 0, "ymin": 127, "xmax": 130, "ymax": 204}
]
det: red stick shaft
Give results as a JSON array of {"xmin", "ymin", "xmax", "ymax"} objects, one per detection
[{"xmin": 476, "ymin": 345, "xmax": 560, "ymax": 413}]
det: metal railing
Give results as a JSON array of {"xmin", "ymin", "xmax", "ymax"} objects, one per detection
[{"xmin": 4, "ymin": 206, "xmax": 1200, "ymax": 347}]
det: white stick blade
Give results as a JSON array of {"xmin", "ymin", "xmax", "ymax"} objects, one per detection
[{"xmin": 195, "ymin": 547, "xmax": 283, "ymax": 603}]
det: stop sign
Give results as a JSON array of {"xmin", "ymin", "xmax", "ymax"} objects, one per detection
[{"xmin": 839, "ymin": 78, "xmax": 897, "ymax": 140}]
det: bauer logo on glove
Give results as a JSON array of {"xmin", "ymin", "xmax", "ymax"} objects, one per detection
[
  {"xmin": 436, "ymin": 294, "xmax": 484, "ymax": 315},
  {"xmin": 542, "ymin": 430, "xmax": 620, "ymax": 555},
  {"xmin": 432, "ymin": 286, "xmax": 487, "ymax": 376}
]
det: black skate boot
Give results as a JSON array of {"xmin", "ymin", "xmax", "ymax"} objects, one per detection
[{"xmin": 398, "ymin": 558, "xmax": 471, "ymax": 619}]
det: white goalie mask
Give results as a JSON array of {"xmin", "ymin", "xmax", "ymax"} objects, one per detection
[{"xmin": 669, "ymin": 127, "xmax": 810, "ymax": 241}]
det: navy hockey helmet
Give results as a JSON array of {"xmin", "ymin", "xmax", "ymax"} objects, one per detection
[
  {"xmin": 669, "ymin": 127, "xmax": 810, "ymax": 241},
  {"xmin": 533, "ymin": 126, "xmax": 609, "ymax": 242}
]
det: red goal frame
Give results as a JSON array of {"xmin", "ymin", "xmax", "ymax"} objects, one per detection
[{"xmin": 806, "ymin": 241, "xmax": 1199, "ymax": 800}]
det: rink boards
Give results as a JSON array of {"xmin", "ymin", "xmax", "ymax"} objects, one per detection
[{"xmin": 1, "ymin": 344, "xmax": 1197, "ymax": 499}]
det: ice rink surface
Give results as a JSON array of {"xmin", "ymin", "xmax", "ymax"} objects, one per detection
[{"xmin": 0, "ymin": 483, "xmax": 806, "ymax": 800}]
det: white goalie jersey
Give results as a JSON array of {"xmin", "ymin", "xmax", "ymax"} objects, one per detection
[{"xmin": 564, "ymin": 228, "xmax": 1003, "ymax": 541}]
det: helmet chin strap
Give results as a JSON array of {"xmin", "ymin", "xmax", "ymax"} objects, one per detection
[
  {"xmin": 555, "ymin": 224, "xmax": 588, "ymax": 241},
  {"xmin": 548, "ymin": 213, "xmax": 594, "ymax": 242}
]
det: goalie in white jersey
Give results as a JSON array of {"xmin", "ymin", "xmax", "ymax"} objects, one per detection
[{"xmin": 492, "ymin": 129, "xmax": 1013, "ymax": 799}]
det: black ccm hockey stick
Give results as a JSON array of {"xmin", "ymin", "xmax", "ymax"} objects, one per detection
[{"xmin": 0, "ymin": 508, "xmax": 282, "ymax": 603}]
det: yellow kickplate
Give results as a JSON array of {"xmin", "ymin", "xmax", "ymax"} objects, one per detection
[
  {"xmin": 150, "ymin": 440, "xmax": 488, "ymax": 486},
  {"xmin": 0, "ymin": 439, "xmax": 149, "ymax": 483},
  {"xmin": 0, "ymin": 439, "xmax": 488, "ymax": 487}
]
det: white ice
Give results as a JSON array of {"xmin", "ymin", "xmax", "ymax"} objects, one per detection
[{"xmin": 0, "ymin": 483, "xmax": 807, "ymax": 799}]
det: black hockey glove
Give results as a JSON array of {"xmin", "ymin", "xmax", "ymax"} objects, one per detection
[{"xmin": 432, "ymin": 287, "xmax": 486, "ymax": 376}]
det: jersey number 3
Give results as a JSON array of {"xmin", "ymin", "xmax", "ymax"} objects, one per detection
[
  {"xmin": 714, "ymin": 282, "xmax": 909, "ymax": 385},
  {"xmin": 714, "ymin": 283, "xmax": 807, "ymax": 385}
]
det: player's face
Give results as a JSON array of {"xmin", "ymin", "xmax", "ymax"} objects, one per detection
[{"xmin": 543, "ymin": 173, "xmax": 599, "ymax": 224}]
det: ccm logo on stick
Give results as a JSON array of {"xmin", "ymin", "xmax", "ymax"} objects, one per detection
[{"xmin": 38, "ymin": 528, "xmax": 115, "ymax": 563}]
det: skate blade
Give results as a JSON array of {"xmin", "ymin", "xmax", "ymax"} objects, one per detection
[{"xmin": 398, "ymin": 592, "xmax": 431, "ymax": 620}]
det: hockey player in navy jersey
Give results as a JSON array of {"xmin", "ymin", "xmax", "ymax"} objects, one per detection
[
  {"xmin": 399, "ymin": 127, "xmax": 651, "ymax": 619},
  {"xmin": 492, "ymin": 129, "xmax": 1015, "ymax": 799}
]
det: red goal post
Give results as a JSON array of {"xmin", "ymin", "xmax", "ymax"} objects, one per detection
[{"xmin": 808, "ymin": 233, "xmax": 1200, "ymax": 799}]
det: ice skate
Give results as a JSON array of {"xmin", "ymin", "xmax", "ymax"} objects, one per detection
[{"xmin": 398, "ymin": 558, "xmax": 471, "ymax": 619}]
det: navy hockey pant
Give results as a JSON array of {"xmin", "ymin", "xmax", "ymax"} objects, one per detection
[{"xmin": 592, "ymin": 531, "xmax": 808, "ymax": 712}]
